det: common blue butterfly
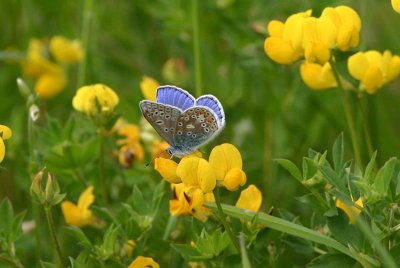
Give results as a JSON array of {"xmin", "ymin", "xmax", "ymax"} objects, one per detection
[{"xmin": 139, "ymin": 85, "xmax": 225, "ymax": 157}]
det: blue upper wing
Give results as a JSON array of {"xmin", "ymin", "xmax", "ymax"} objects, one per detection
[
  {"xmin": 196, "ymin": 95, "xmax": 225, "ymax": 127},
  {"xmin": 156, "ymin": 86, "xmax": 195, "ymax": 111}
]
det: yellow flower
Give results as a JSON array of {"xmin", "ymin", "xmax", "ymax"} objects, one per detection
[
  {"xmin": 336, "ymin": 196, "xmax": 363, "ymax": 224},
  {"xmin": 128, "ymin": 256, "xmax": 159, "ymax": 268},
  {"xmin": 140, "ymin": 76, "xmax": 159, "ymax": 101},
  {"xmin": 264, "ymin": 10, "xmax": 312, "ymax": 64},
  {"xmin": 177, "ymin": 157, "xmax": 216, "ymax": 193},
  {"xmin": 302, "ymin": 16, "xmax": 336, "ymax": 63},
  {"xmin": 72, "ymin": 84, "xmax": 119, "ymax": 116},
  {"xmin": 208, "ymin": 143, "xmax": 246, "ymax": 191},
  {"xmin": 116, "ymin": 123, "xmax": 144, "ymax": 167},
  {"xmin": 127, "ymin": 240, "xmax": 136, "ymax": 257},
  {"xmin": 49, "ymin": 36, "xmax": 84, "ymax": 63},
  {"xmin": 300, "ymin": 62, "xmax": 337, "ymax": 90},
  {"xmin": 392, "ymin": 0, "xmax": 400, "ymax": 13},
  {"xmin": 347, "ymin": 50, "xmax": 400, "ymax": 94},
  {"xmin": 321, "ymin": 6, "xmax": 361, "ymax": 51},
  {"xmin": 0, "ymin": 125, "xmax": 12, "ymax": 163},
  {"xmin": 151, "ymin": 140, "xmax": 170, "ymax": 159},
  {"xmin": 34, "ymin": 72, "xmax": 67, "ymax": 99},
  {"xmin": 61, "ymin": 186, "xmax": 95, "ymax": 227},
  {"xmin": 169, "ymin": 183, "xmax": 214, "ymax": 221},
  {"xmin": 235, "ymin": 185, "xmax": 262, "ymax": 212},
  {"xmin": 23, "ymin": 39, "xmax": 61, "ymax": 77},
  {"xmin": 154, "ymin": 158, "xmax": 181, "ymax": 183}
]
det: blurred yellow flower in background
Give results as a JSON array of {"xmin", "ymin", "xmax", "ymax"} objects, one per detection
[
  {"xmin": 300, "ymin": 62, "xmax": 338, "ymax": 90},
  {"xmin": 0, "ymin": 125, "xmax": 12, "ymax": 163},
  {"xmin": 264, "ymin": 10, "xmax": 312, "ymax": 64},
  {"xmin": 348, "ymin": 50, "xmax": 400, "ymax": 94},
  {"xmin": 392, "ymin": 0, "xmax": 400, "ymax": 13},
  {"xmin": 23, "ymin": 36, "xmax": 83, "ymax": 99},
  {"xmin": 209, "ymin": 143, "xmax": 246, "ymax": 191},
  {"xmin": 128, "ymin": 256, "xmax": 159, "ymax": 268},
  {"xmin": 336, "ymin": 196, "xmax": 363, "ymax": 224},
  {"xmin": 72, "ymin": 84, "xmax": 119, "ymax": 116},
  {"xmin": 151, "ymin": 139, "xmax": 170, "ymax": 159},
  {"xmin": 117, "ymin": 123, "xmax": 144, "ymax": 167},
  {"xmin": 49, "ymin": 36, "xmax": 84, "ymax": 63},
  {"xmin": 140, "ymin": 76, "xmax": 159, "ymax": 101},
  {"xmin": 61, "ymin": 186, "xmax": 95, "ymax": 228},
  {"xmin": 162, "ymin": 58, "xmax": 188, "ymax": 85},
  {"xmin": 235, "ymin": 184, "xmax": 262, "ymax": 212}
]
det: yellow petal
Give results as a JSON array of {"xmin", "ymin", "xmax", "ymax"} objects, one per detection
[
  {"xmin": 177, "ymin": 157, "xmax": 216, "ymax": 193},
  {"xmin": 154, "ymin": 158, "xmax": 181, "ymax": 183},
  {"xmin": 127, "ymin": 240, "xmax": 136, "ymax": 257},
  {"xmin": 140, "ymin": 76, "xmax": 159, "ymax": 101},
  {"xmin": 223, "ymin": 168, "xmax": 247, "ymax": 191},
  {"xmin": 0, "ymin": 125, "xmax": 12, "ymax": 140},
  {"xmin": 0, "ymin": 138, "xmax": 5, "ymax": 163},
  {"xmin": 118, "ymin": 124, "xmax": 140, "ymax": 141},
  {"xmin": 72, "ymin": 84, "xmax": 119, "ymax": 115},
  {"xmin": 392, "ymin": 0, "xmax": 400, "ymax": 13},
  {"xmin": 35, "ymin": 72, "xmax": 67, "ymax": 99},
  {"xmin": 128, "ymin": 256, "xmax": 160, "ymax": 268},
  {"xmin": 362, "ymin": 66, "xmax": 383, "ymax": 94},
  {"xmin": 300, "ymin": 62, "xmax": 337, "ymax": 90},
  {"xmin": 209, "ymin": 143, "xmax": 243, "ymax": 181},
  {"xmin": 267, "ymin": 20, "xmax": 284, "ymax": 38},
  {"xmin": 49, "ymin": 36, "xmax": 84, "ymax": 63},
  {"xmin": 264, "ymin": 37, "xmax": 301, "ymax": 64},
  {"xmin": 304, "ymin": 41, "xmax": 331, "ymax": 64},
  {"xmin": 386, "ymin": 54, "xmax": 400, "ymax": 82},
  {"xmin": 335, "ymin": 197, "xmax": 363, "ymax": 224},
  {"xmin": 283, "ymin": 10, "xmax": 312, "ymax": 51},
  {"xmin": 61, "ymin": 201, "xmax": 86, "ymax": 227},
  {"xmin": 169, "ymin": 183, "xmax": 191, "ymax": 216},
  {"xmin": 347, "ymin": 52, "xmax": 369, "ymax": 80},
  {"xmin": 235, "ymin": 185, "xmax": 262, "ymax": 212},
  {"xmin": 78, "ymin": 186, "xmax": 95, "ymax": 210}
]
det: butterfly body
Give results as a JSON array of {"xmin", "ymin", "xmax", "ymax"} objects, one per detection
[{"xmin": 139, "ymin": 85, "xmax": 225, "ymax": 157}]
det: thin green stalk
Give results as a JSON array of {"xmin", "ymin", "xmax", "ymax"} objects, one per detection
[
  {"xmin": 205, "ymin": 202, "xmax": 355, "ymax": 259},
  {"xmin": 356, "ymin": 97, "xmax": 374, "ymax": 158},
  {"xmin": 214, "ymin": 189, "xmax": 241, "ymax": 253},
  {"xmin": 98, "ymin": 131, "xmax": 108, "ymax": 204},
  {"xmin": 44, "ymin": 206, "xmax": 66, "ymax": 268},
  {"xmin": 77, "ymin": 0, "xmax": 94, "ymax": 87},
  {"xmin": 239, "ymin": 232, "xmax": 252, "ymax": 268},
  {"xmin": 192, "ymin": 0, "xmax": 202, "ymax": 96},
  {"xmin": 162, "ymin": 215, "xmax": 177, "ymax": 240},
  {"xmin": 329, "ymin": 59, "xmax": 363, "ymax": 168}
]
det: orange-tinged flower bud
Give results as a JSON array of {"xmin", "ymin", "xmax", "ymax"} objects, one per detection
[
  {"xmin": 336, "ymin": 197, "xmax": 363, "ymax": 224},
  {"xmin": 154, "ymin": 158, "xmax": 181, "ymax": 183},
  {"xmin": 235, "ymin": 184, "xmax": 262, "ymax": 212},
  {"xmin": 128, "ymin": 256, "xmax": 159, "ymax": 268},
  {"xmin": 49, "ymin": 36, "xmax": 84, "ymax": 63},
  {"xmin": 300, "ymin": 62, "xmax": 337, "ymax": 90},
  {"xmin": 140, "ymin": 76, "xmax": 159, "ymax": 101}
]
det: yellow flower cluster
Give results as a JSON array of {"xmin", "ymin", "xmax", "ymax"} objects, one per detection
[
  {"xmin": 61, "ymin": 186, "xmax": 96, "ymax": 228},
  {"xmin": 24, "ymin": 36, "xmax": 84, "ymax": 98},
  {"xmin": 265, "ymin": 6, "xmax": 400, "ymax": 93},
  {"xmin": 0, "ymin": 125, "xmax": 12, "ymax": 163},
  {"xmin": 154, "ymin": 143, "xmax": 261, "ymax": 221},
  {"xmin": 72, "ymin": 84, "xmax": 119, "ymax": 116},
  {"xmin": 115, "ymin": 120, "xmax": 145, "ymax": 168}
]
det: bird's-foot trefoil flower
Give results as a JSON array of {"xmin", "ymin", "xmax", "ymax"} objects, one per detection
[
  {"xmin": 0, "ymin": 125, "xmax": 12, "ymax": 163},
  {"xmin": 140, "ymin": 76, "xmax": 159, "ymax": 101},
  {"xmin": 128, "ymin": 256, "xmax": 159, "ymax": 268},
  {"xmin": 336, "ymin": 196, "xmax": 363, "ymax": 224}
]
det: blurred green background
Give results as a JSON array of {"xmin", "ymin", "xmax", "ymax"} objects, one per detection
[{"xmin": 0, "ymin": 0, "xmax": 400, "ymax": 264}]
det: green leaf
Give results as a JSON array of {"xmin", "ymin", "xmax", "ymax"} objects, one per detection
[
  {"xmin": 364, "ymin": 151, "xmax": 377, "ymax": 184},
  {"xmin": 131, "ymin": 186, "xmax": 150, "ymax": 214},
  {"xmin": 373, "ymin": 157, "xmax": 397, "ymax": 195},
  {"xmin": 307, "ymin": 253, "xmax": 356, "ymax": 268},
  {"xmin": 275, "ymin": 159, "xmax": 303, "ymax": 182},
  {"xmin": 40, "ymin": 261, "xmax": 58, "ymax": 268},
  {"xmin": 65, "ymin": 226, "xmax": 92, "ymax": 250},
  {"xmin": 99, "ymin": 224, "xmax": 120, "ymax": 260},
  {"xmin": 0, "ymin": 199, "xmax": 14, "ymax": 230},
  {"xmin": 327, "ymin": 210, "xmax": 363, "ymax": 249},
  {"xmin": 171, "ymin": 244, "xmax": 207, "ymax": 261},
  {"xmin": 332, "ymin": 133, "xmax": 344, "ymax": 172},
  {"xmin": 318, "ymin": 165, "xmax": 348, "ymax": 194}
]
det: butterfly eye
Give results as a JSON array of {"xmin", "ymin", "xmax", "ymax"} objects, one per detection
[{"xmin": 167, "ymin": 148, "xmax": 173, "ymax": 155}]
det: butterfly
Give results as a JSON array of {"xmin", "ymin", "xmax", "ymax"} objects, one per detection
[{"xmin": 139, "ymin": 85, "xmax": 225, "ymax": 157}]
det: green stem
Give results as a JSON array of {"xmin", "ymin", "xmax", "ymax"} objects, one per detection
[
  {"xmin": 205, "ymin": 202, "xmax": 355, "ymax": 259},
  {"xmin": 77, "ymin": 0, "xmax": 94, "ymax": 87},
  {"xmin": 214, "ymin": 189, "xmax": 241, "ymax": 253},
  {"xmin": 239, "ymin": 232, "xmax": 252, "ymax": 268},
  {"xmin": 329, "ymin": 58, "xmax": 363, "ymax": 168},
  {"xmin": 44, "ymin": 206, "xmax": 66, "ymax": 268},
  {"xmin": 162, "ymin": 215, "xmax": 177, "ymax": 240},
  {"xmin": 192, "ymin": 0, "xmax": 202, "ymax": 96},
  {"xmin": 98, "ymin": 131, "xmax": 108, "ymax": 204},
  {"xmin": 356, "ymin": 97, "xmax": 374, "ymax": 158}
]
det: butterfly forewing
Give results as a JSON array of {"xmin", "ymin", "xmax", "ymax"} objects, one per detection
[
  {"xmin": 173, "ymin": 107, "xmax": 219, "ymax": 149},
  {"xmin": 139, "ymin": 100, "xmax": 181, "ymax": 145}
]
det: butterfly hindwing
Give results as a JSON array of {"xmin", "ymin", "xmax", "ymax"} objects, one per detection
[
  {"xmin": 139, "ymin": 100, "xmax": 181, "ymax": 145},
  {"xmin": 196, "ymin": 95, "xmax": 225, "ymax": 127},
  {"xmin": 173, "ymin": 106, "xmax": 219, "ymax": 150},
  {"xmin": 157, "ymin": 86, "xmax": 195, "ymax": 111}
]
